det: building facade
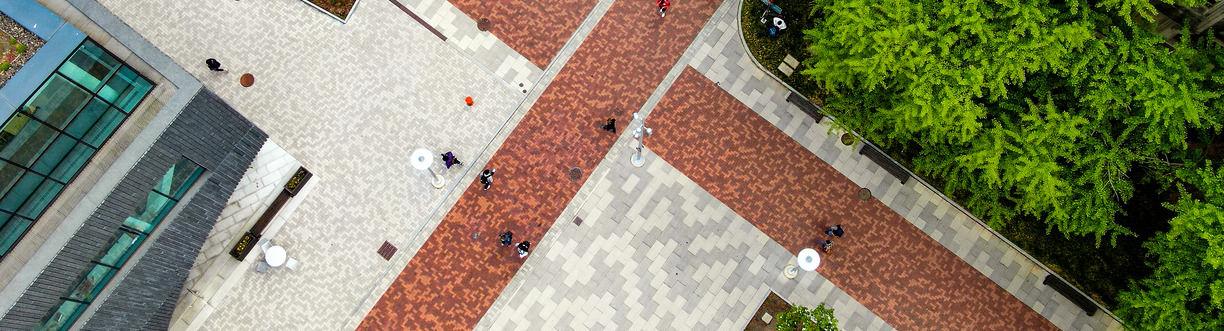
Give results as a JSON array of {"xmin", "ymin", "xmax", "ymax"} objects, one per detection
[{"xmin": 0, "ymin": 0, "xmax": 269, "ymax": 329}]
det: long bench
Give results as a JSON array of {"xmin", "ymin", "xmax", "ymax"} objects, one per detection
[
  {"xmin": 786, "ymin": 92, "xmax": 824, "ymax": 123},
  {"xmin": 1043, "ymin": 274, "xmax": 1099, "ymax": 316},
  {"xmin": 858, "ymin": 144, "xmax": 911, "ymax": 184}
]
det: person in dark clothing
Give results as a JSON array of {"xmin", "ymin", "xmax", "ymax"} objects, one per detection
[
  {"xmin": 825, "ymin": 224, "xmax": 845, "ymax": 237},
  {"xmin": 479, "ymin": 169, "xmax": 496, "ymax": 191},
  {"xmin": 818, "ymin": 239, "xmax": 833, "ymax": 252},
  {"xmin": 205, "ymin": 58, "xmax": 225, "ymax": 72},
  {"xmin": 602, "ymin": 118, "xmax": 617, "ymax": 133},
  {"xmin": 499, "ymin": 231, "xmax": 513, "ymax": 247},
  {"xmin": 657, "ymin": 0, "xmax": 670, "ymax": 17},
  {"xmin": 441, "ymin": 152, "xmax": 461, "ymax": 169},
  {"xmin": 517, "ymin": 241, "xmax": 531, "ymax": 258}
]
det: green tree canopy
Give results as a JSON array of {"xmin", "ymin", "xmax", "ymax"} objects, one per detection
[
  {"xmin": 776, "ymin": 303, "xmax": 838, "ymax": 331},
  {"xmin": 1117, "ymin": 162, "xmax": 1224, "ymax": 330},
  {"xmin": 801, "ymin": 0, "xmax": 1223, "ymax": 243}
]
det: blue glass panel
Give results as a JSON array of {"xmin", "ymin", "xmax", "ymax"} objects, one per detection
[
  {"xmin": 96, "ymin": 230, "xmax": 142, "ymax": 267},
  {"xmin": 98, "ymin": 67, "xmax": 151, "ymax": 112},
  {"xmin": 0, "ymin": 172, "xmax": 43, "ymax": 213},
  {"xmin": 0, "ymin": 214, "xmax": 30, "ymax": 255},
  {"xmin": 80, "ymin": 107, "xmax": 123, "ymax": 147},
  {"xmin": 49, "ymin": 143, "xmax": 94, "ymax": 182},
  {"xmin": 30, "ymin": 135, "xmax": 75, "ymax": 174},
  {"xmin": 57, "ymin": 41, "xmax": 119, "ymax": 92},
  {"xmin": 67, "ymin": 264, "xmax": 115, "ymax": 302},
  {"xmin": 63, "ymin": 98, "xmax": 107, "ymax": 139},
  {"xmin": 22, "ymin": 75, "xmax": 92, "ymax": 130},
  {"xmin": 39, "ymin": 300, "xmax": 84, "ymax": 331},
  {"xmin": 156, "ymin": 159, "xmax": 203, "ymax": 198},
  {"xmin": 16, "ymin": 179, "xmax": 62, "ymax": 219},
  {"xmin": 0, "ymin": 114, "xmax": 58, "ymax": 167},
  {"xmin": 0, "ymin": 162, "xmax": 23, "ymax": 195},
  {"xmin": 122, "ymin": 192, "xmax": 173, "ymax": 233}
]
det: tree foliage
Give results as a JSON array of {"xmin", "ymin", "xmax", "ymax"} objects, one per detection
[
  {"xmin": 776, "ymin": 303, "xmax": 838, "ymax": 331},
  {"xmin": 801, "ymin": 0, "xmax": 1223, "ymax": 244},
  {"xmin": 1117, "ymin": 162, "xmax": 1224, "ymax": 330}
]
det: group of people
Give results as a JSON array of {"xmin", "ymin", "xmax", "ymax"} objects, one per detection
[
  {"xmin": 499, "ymin": 231, "xmax": 531, "ymax": 258},
  {"xmin": 818, "ymin": 224, "xmax": 844, "ymax": 252}
]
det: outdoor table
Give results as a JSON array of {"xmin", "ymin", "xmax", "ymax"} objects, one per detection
[
  {"xmin": 266, "ymin": 246, "xmax": 287, "ymax": 267},
  {"xmin": 798, "ymin": 248, "xmax": 821, "ymax": 271}
]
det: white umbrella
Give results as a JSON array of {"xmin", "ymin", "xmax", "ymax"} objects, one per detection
[
  {"xmin": 798, "ymin": 248, "xmax": 821, "ymax": 271},
  {"xmin": 410, "ymin": 148, "xmax": 445, "ymax": 188}
]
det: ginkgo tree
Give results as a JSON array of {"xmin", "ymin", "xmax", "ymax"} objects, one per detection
[
  {"xmin": 801, "ymin": 0, "xmax": 1223, "ymax": 245},
  {"xmin": 1117, "ymin": 162, "xmax": 1224, "ymax": 330}
]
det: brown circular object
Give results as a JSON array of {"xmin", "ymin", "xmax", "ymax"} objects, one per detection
[
  {"xmin": 840, "ymin": 133, "xmax": 855, "ymax": 146},
  {"xmin": 477, "ymin": 18, "xmax": 492, "ymax": 31},
  {"xmin": 568, "ymin": 167, "xmax": 583, "ymax": 181},
  {"xmin": 857, "ymin": 187, "xmax": 872, "ymax": 201},
  {"xmin": 240, "ymin": 73, "xmax": 255, "ymax": 87}
]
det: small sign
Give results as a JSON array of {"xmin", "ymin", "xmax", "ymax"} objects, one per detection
[{"xmin": 283, "ymin": 167, "xmax": 312, "ymax": 196}]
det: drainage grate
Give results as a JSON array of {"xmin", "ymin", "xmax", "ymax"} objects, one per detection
[
  {"xmin": 377, "ymin": 241, "xmax": 397, "ymax": 261},
  {"xmin": 857, "ymin": 187, "xmax": 872, "ymax": 201},
  {"xmin": 573, "ymin": 216, "xmax": 584, "ymax": 226},
  {"xmin": 477, "ymin": 18, "xmax": 492, "ymax": 31},
  {"xmin": 568, "ymin": 167, "xmax": 583, "ymax": 181}
]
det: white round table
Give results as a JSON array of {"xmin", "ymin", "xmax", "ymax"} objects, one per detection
[
  {"xmin": 265, "ymin": 246, "xmax": 287, "ymax": 268},
  {"xmin": 798, "ymin": 248, "xmax": 821, "ymax": 271},
  {"xmin": 409, "ymin": 148, "xmax": 445, "ymax": 188}
]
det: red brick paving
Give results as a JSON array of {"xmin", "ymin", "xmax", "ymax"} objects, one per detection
[
  {"xmin": 358, "ymin": 1, "xmax": 721, "ymax": 329},
  {"xmin": 647, "ymin": 68, "xmax": 1057, "ymax": 330},
  {"xmin": 449, "ymin": 0, "xmax": 596, "ymax": 68}
]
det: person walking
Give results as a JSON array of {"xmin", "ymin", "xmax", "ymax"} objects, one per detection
[
  {"xmin": 825, "ymin": 224, "xmax": 845, "ymax": 237},
  {"xmin": 479, "ymin": 168, "xmax": 496, "ymax": 191},
  {"xmin": 441, "ymin": 151, "xmax": 462, "ymax": 169},
  {"xmin": 499, "ymin": 231, "xmax": 513, "ymax": 247},
  {"xmin": 205, "ymin": 58, "xmax": 225, "ymax": 72},
  {"xmin": 602, "ymin": 118, "xmax": 617, "ymax": 133},
  {"xmin": 516, "ymin": 241, "xmax": 531, "ymax": 258},
  {"xmin": 657, "ymin": 0, "xmax": 670, "ymax": 17}
]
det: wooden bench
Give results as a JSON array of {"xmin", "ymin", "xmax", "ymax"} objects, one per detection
[
  {"xmin": 1043, "ymin": 274, "xmax": 1099, "ymax": 316},
  {"xmin": 786, "ymin": 92, "xmax": 824, "ymax": 122},
  {"xmin": 858, "ymin": 144, "xmax": 911, "ymax": 184}
]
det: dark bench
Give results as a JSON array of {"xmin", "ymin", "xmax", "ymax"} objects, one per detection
[
  {"xmin": 786, "ymin": 92, "xmax": 824, "ymax": 123},
  {"xmin": 1043, "ymin": 274, "xmax": 1099, "ymax": 316},
  {"xmin": 858, "ymin": 144, "xmax": 911, "ymax": 184}
]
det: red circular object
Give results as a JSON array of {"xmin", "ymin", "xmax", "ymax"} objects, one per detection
[
  {"xmin": 465, "ymin": 96, "xmax": 474, "ymax": 106},
  {"xmin": 240, "ymin": 73, "xmax": 255, "ymax": 87}
]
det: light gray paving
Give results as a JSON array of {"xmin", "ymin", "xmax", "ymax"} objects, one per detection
[
  {"xmin": 477, "ymin": 146, "xmax": 890, "ymax": 331},
  {"xmin": 685, "ymin": 1, "xmax": 1124, "ymax": 329},
  {"xmin": 90, "ymin": 0, "xmax": 538, "ymax": 328},
  {"xmin": 403, "ymin": 0, "xmax": 542, "ymax": 91}
]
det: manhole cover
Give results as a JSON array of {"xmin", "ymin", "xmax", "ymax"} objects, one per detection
[
  {"xmin": 377, "ymin": 241, "xmax": 397, "ymax": 261},
  {"xmin": 857, "ymin": 187, "xmax": 872, "ymax": 201},
  {"xmin": 477, "ymin": 18, "xmax": 492, "ymax": 31},
  {"xmin": 573, "ymin": 216, "xmax": 584, "ymax": 226},
  {"xmin": 239, "ymin": 73, "xmax": 255, "ymax": 87},
  {"xmin": 568, "ymin": 167, "xmax": 583, "ymax": 181}
]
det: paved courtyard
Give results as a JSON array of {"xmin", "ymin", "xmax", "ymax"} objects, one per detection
[{"xmin": 86, "ymin": 0, "xmax": 1127, "ymax": 329}]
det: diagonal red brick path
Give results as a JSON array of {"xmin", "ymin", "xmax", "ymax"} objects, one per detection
[
  {"xmin": 359, "ymin": 2, "xmax": 721, "ymax": 329},
  {"xmin": 647, "ymin": 68, "xmax": 1057, "ymax": 330},
  {"xmin": 450, "ymin": 0, "xmax": 596, "ymax": 68}
]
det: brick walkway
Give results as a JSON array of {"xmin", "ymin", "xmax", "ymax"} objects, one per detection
[
  {"xmin": 646, "ymin": 68, "xmax": 1056, "ymax": 330},
  {"xmin": 358, "ymin": 1, "xmax": 722, "ymax": 329},
  {"xmin": 449, "ymin": 0, "xmax": 596, "ymax": 68}
]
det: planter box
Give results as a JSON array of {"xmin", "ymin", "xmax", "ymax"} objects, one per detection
[{"xmin": 300, "ymin": 0, "xmax": 361, "ymax": 23}]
